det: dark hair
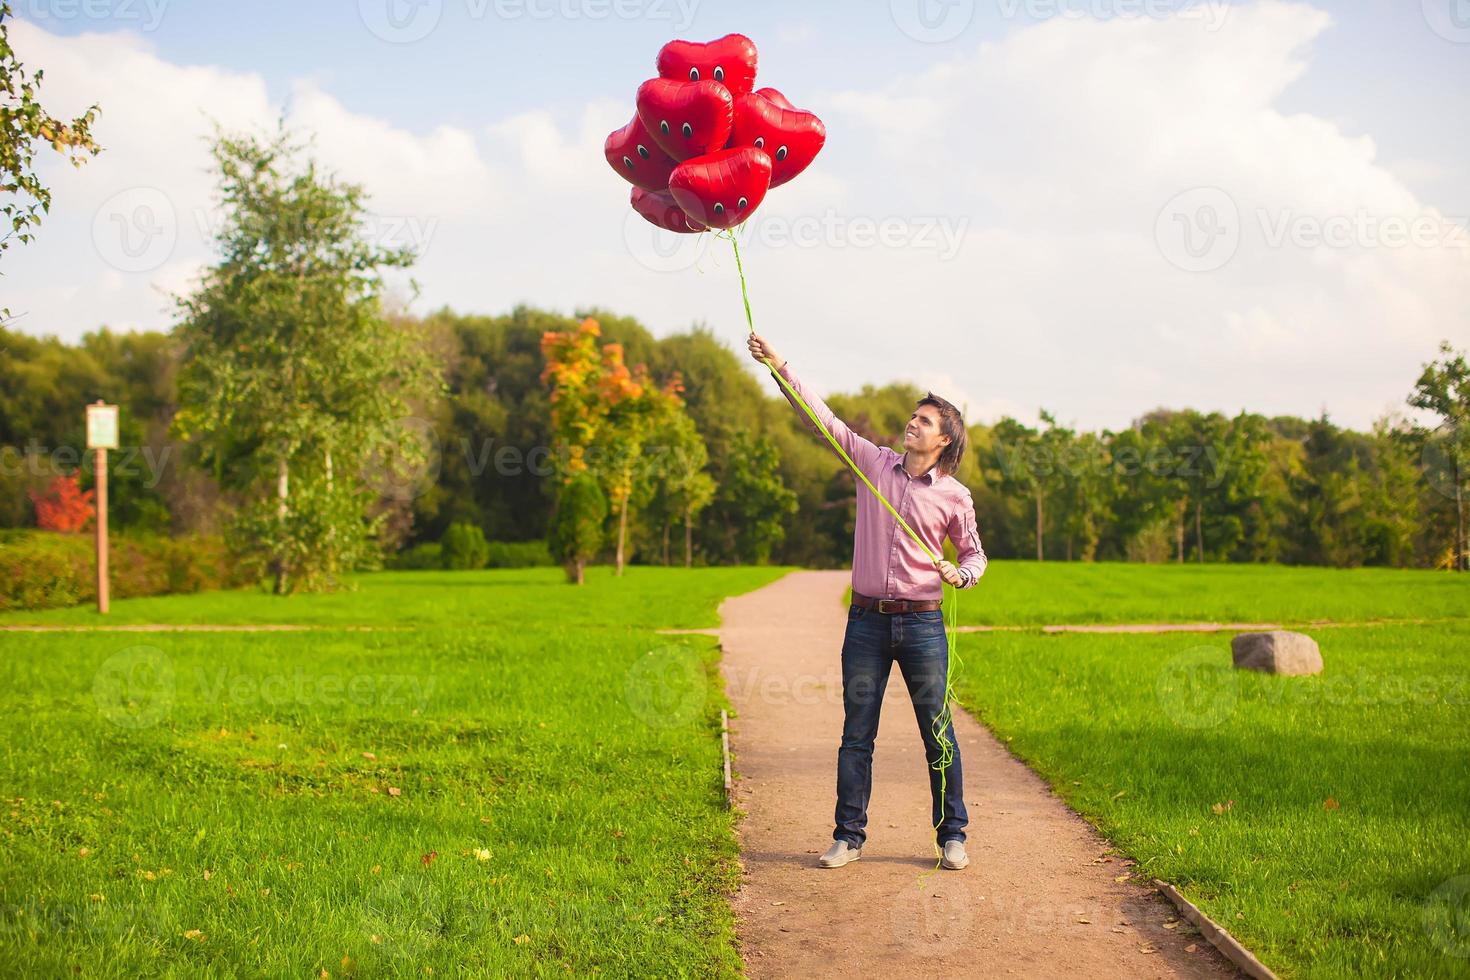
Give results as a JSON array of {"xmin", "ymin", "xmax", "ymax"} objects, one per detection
[{"xmin": 916, "ymin": 392, "xmax": 966, "ymax": 476}]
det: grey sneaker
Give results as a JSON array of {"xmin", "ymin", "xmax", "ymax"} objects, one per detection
[
  {"xmin": 818, "ymin": 840, "xmax": 862, "ymax": 868},
  {"xmin": 940, "ymin": 840, "xmax": 969, "ymax": 870}
]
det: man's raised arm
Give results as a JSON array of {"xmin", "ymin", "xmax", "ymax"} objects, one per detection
[{"xmin": 747, "ymin": 332, "xmax": 882, "ymax": 472}]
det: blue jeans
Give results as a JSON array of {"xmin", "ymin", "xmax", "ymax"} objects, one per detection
[{"xmin": 835, "ymin": 603, "xmax": 968, "ymax": 849}]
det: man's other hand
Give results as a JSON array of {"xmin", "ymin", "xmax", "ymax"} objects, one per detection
[{"xmin": 936, "ymin": 559, "xmax": 964, "ymax": 587}]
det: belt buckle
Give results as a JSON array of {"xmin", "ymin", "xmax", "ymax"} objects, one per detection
[{"xmin": 877, "ymin": 598, "xmax": 900, "ymax": 614}]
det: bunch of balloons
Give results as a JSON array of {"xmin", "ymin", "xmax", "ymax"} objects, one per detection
[{"xmin": 604, "ymin": 33, "xmax": 826, "ymax": 233}]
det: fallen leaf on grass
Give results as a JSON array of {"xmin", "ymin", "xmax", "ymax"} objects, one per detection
[
  {"xmin": 182, "ymin": 929, "xmax": 205, "ymax": 941},
  {"xmin": 1210, "ymin": 800, "xmax": 1235, "ymax": 815},
  {"xmin": 513, "ymin": 934, "xmax": 530, "ymax": 945},
  {"xmin": 474, "ymin": 849, "xmax": 491, "ymax": 862},
  {"xmin": 78, "ymin": 847, "xmax": 90, "ymax": 858},
  {"xmin": 362, "ymin": 752, "xmax": 377, "ymax": 761},
  {"xmin": 421, "ymin": 851, "xmax": 438, "ymax": 867},
  {"xmin": 387, "ymin": 787, "xmax": 402, "ymax": 798},
  {"xmin": 1323, "ymin": 797, "xmax": 1339, "ymax": 810}
]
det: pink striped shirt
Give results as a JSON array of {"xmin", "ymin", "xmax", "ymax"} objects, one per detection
[{"xmin": 775, "ymin": 361, "xmax": 987, "ymax": 601}]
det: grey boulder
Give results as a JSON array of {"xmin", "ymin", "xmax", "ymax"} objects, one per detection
[{"xmin": 1231, "ymin": 630, "xmax": 1323, "ymax": 675}]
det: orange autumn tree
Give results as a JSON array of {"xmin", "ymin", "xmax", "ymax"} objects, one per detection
[
  {"xmin": 598, "ymin": 346, "xmax": 686, "ymax": 576},
  {"xmin": 28, "ymin": 472, "xmax": 95, "ymax": 532},
  {"xmin": 540, "ymin": 317, "xmax": 687, "ymax": 578}
]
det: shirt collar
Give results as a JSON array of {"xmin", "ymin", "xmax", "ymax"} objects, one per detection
[{"xmin": 895, "ymin": 452, "xmax": 939, "ymax": 484}]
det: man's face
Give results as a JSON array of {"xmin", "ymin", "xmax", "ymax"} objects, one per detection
[{"xmin": 903, "ymin": 405, "xmax": 950, "ymax": 455}]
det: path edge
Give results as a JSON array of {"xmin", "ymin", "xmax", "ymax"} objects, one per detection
[
  {"xmin": 720, "ymin": 707, "xmax": 733, "ymax": 809},
  {"xmin": 1152, "ymin": 878, "xmax": 1279, "ymax": 980}
]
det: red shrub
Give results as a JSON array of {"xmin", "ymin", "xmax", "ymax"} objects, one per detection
[{"xmin": 27, "ymin": 472, "xmax": 96, "ymax": 533}]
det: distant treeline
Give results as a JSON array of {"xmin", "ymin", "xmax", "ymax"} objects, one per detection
[{"xmin": 0, "ymin": 312, "xmax": 1463, "ymax": 570}]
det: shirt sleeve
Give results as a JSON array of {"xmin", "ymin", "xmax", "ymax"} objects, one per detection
[
  {"xmin": 948, "ymin": 489, "xmax": 987, "ymax": 589},
  {"xmin": 773, "ymin": 361, "xmax": 884, "ymax": 474}
]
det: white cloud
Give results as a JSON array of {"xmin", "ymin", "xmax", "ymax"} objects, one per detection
[{"xmin": 5, "ymin": 5, "xmax": 1468, "ymax": 433}]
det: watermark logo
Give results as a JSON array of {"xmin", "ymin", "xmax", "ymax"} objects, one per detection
[
  {"xmin": 371, "ymin": 416, "xmax": 443, "ymax": 503},
  {"xmin": 19, "ymin": 0, "xmax": 170, "ymax": 31},
  {"xmin": 1420, "ymin": 422, "xmax": 1470, "ymax": 503},
  {"xmin": 92, "ymin": 187, "xmax": 177, "ymax": 274},
  {"xmin": 891, "ymin": 0, "xmax": 975, "ymax": 42},
  {"xmin": 360, "ymin": 871, "xmax": 487, "ymax": 959},
  {"xmin": 1155, "ymin": 187, "xmax": 1240, "ymax": 273},
  {"xmin": 622, "ymin": 206, "xmax": 714, "ymax": 274},
  {"xmin": 888, "ymin": 879, "xmax": 977, "ymax": 954},
  {"xmin": 93, "ymin": 645, "xmax": 176, "ymax": 730},
  {"xmin": 994, "ymin": 0, "xmax": 1231, "ymax": 31},
  {"xmin": 1423, "ymin": 0, "xmax": 1470, "ymax": 43},
  {"xmin": 1155, "ymin": 645, "xmax": 1237, "ymax": 729},
  {"xmin": 1423, "ymin": 875, "xmax": 1470, "ymax": 957},
  {"xmin": 624, "ymin": 644, "xmax": 708, "ymax": 728},
  {"xmin": 624, "ymin": 209, "xmax": 971, "ymax": 274},
  {"xmin": 359, "ymin": 0, "xmax": 444, "ymax": 43}
]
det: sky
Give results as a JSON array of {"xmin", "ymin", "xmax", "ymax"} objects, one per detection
[{"xmin": 5, "ymin": 0, "xmax": 1469, "ymax": 432}]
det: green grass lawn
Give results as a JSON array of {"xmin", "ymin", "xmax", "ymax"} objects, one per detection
[
  {"xmin": 947, "ymin": 612, "xmax": 1470, "ymax": 978},
  {"xmin": 944, "ymin": 560, "xmax": 1470, "ymax": 626},
  {"xmin": 4, "ymin": 559, "xmax": 1468, "ymax": 978},
  {"xmin": 0, "ymin": 566, "xmax": 787, "ymax": 978},
  {"xmin": 0, "ymin": 566, "xmax": 789, "ymax": 630}
]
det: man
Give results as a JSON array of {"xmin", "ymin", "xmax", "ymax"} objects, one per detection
[{"xmin": 747, "ymin": 332, "xmax": 987, "ymax": 872}]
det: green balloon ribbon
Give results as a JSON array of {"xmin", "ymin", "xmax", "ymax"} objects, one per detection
[{"xmin": 719, "ymin": 229, "xmax": 964, "ymax": 874}]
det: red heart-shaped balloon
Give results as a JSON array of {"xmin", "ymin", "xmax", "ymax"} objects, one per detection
[
  {"xmin": 631, "ymin": 187, "xmax": 706, "ymax": 234},
  {"xmin": 729, "ymin": 91, "xmax": 825, "ymax": 189},
  {"xmin": 668, "ymin": 147, "xmax": 772, "ymax": 230},
  {"xmin": 657, "ymin": 33, "xmax": 758, "ymax": 98},
  {"xmin": 754, "ymin": 86, "xmax": 794, "ymax": 111},
  {"xmin": 636, "ymin": 78, "xmax": 734, "ymax": 162},
  {"xmin": 605, "ymin": 114, "xmax": 678, "ymax": 193}
]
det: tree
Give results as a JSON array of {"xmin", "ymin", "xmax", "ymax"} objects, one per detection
[
  {"xmin": 1409, "ymin": 341, "xmax": 1469, "ymax": 572},
  {"xmin": 991, "ymin": 417, "xmax": 1051, "ymax": 560},
  {"xmin": 440, "ymin": 521, "xmax": 489, "ymax": 570},
  {"xmin": 171, "ymin": 125, "xmax": 442, "ymax": 594},
  {"xmin": 706, "ymin": 431, "xmax": 796, "ymax": 564},
  {"xmin": 1, "ymin": 2, "xmax": 100, "ymax": 299},
  {"xmin": 548, "ymin": 471, "xmax": 606, "ymax": 585},
  {"xmin": 1055, "ymin": 429, "xmax": 1113, "ymax": 561},
  {"xmin": 541, "ymin": 316, "xmax": 689, "ymax": 576},
  {"xmin": 667, "ymin": 419, "xmax": 717, "ymax": 568},
  {"xmin": 590, "ymin": 342, "xmax": 671, "ymax": 576}
]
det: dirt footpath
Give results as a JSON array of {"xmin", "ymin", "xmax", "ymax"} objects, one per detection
[{"xmin": 717, "ymin": 570, "xmax": 1244, "ymax": 979}]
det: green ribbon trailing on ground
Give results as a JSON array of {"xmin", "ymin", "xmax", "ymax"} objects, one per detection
[{"xmin": 720, "ymin": 230, "xmax": 964, "ymax": 873}]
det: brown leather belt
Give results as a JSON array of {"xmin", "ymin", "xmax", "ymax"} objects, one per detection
[{"xmin": 851, "ymin": 590, "xmax": 943, "ymax": 614}]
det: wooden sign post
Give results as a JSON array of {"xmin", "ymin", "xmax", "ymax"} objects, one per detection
[{"xmin": 86, "ymin": 401, "xmax": 119, "ymax": 614}]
